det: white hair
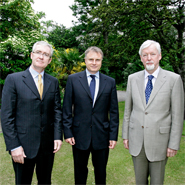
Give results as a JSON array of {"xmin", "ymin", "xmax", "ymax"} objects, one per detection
[
  {"xmin": 32, "ymin": 41, "xmax": 53, "ymax": 57},
  {"xmin": 139, "ymin": 40, "xmax": 161, "ymax": 56}
]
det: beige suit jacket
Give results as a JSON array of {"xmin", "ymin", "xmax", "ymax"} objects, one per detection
[{"xmin": 122, "ymin": 68, "xmax": 184, "ymax": 162}]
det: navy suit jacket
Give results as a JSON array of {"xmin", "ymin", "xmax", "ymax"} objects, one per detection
[
  {"xmin": 62, "ymin": 70, "xmax": 119, "ymax": 150},
  {"xmin": 1, "ymin": 68, "xmax": 62, "ymax": 158}
]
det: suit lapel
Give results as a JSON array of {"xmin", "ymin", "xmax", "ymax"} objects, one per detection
[
  {"xmin": 42, "ymin": 73, "xmax": 51, "ymax": 100},
  {"xmin": 146, "ymin": 68, "xmax": 166, "ymax": 107},
  {"xmin": 96, "ymin": 73, "xmax": 107, "ymax": 102},
  {"xmin": 22, "ymin": 69, "xmax": 40, "ymax": 98},
  {"xmin": 79, "ymin": 71, "xmax": 92, "ymax": 99},
  {"xmin": 136, "ymin": 71, "xmax": 146, "ymax": 108}
]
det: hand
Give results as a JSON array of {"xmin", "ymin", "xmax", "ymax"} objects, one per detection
[
  {"xmin": 109, "ymin": 140, "xmax": 117, "ymax": 149},
  {"xmin": 65, "ymin": 137, "xmax": 75, "ymax": 145},
  {"xmin": 167, "ymin": 148, "xmax": 177, "ymax": 157},
  {"xmin": 11, "ymin": 147, "xmax": 26, "ymax": 164},
  {"xmin": 123, "ymin": 139, "xmax": 129, "ymax": 149},
  {"xmin": 53, "ymin": 140, "xmax": 62, "ymax": 153}
]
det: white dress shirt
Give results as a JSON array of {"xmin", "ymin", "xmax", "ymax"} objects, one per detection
[
  {"xmin": 29, "ymin": 66, "xmax": 44, "ymax": 89},
  {"xmin": 144, "ymin": 67, "xmax": 160, "ymax": 88},
  {"xmin": 86, "ymin": 68, "xmax": 99, "ymax": 106}
]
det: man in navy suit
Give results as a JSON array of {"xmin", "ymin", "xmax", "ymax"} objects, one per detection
[
  {"xmin": 63, "ymin": 46, "xmax": 119, "ymax": 184},
  {"xmin": 1, "ymin": 41, "xmax": 63, "ymax": 185}
]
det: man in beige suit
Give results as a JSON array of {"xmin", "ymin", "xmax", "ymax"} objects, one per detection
[{"xmin": 122, "ymin": 40, "xmax": 184, "ymax": 185}]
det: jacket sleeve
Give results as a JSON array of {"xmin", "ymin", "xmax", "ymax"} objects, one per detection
[
  {"xmin": 122, "ymin": 75, "xmax": 133, "ymax": 140},
  {"xmin": 53, "ymin": 79, "xmax": 63, "ymax": 141},
  {"xmin": 1, "ymin": 75, "xmax": 21, "ymax": 151},
  {"xmin": 62, "ymin": 76, "xmax": 74, "ymax": 139},
  {"xmin": 168, "ymin": 75, "xmax": 184, "ymax": 150},
  {"xmin": 109, "ymin": 79, "xmax": 119, "ymax": 141}
]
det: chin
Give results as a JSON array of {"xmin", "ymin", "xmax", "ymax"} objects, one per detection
[{"xmin": 146, "ymin": 64, "xmax": 155, "ymax": 71}]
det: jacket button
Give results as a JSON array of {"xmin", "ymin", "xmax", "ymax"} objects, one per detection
[
  {"xmin": 142, "ymin": 126, "xmax": 144, "ymax": 128},
  {"xmin": 145, "ymin": 112, "xmax": 148, "ymax": 115},
  {"xmin": 90, "ymin": 125, "xmax": 92, "ymax": 127}
]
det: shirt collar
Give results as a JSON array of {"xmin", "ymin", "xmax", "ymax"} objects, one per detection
[
  {"xmin": 29, "ymin": 66, "xmax": 44, "ymax": 78},
  {"xmin": 86, "ymin": 68, "xmax": 99, "ymax": 79},
  {"xmin": 144, "ymin": 66, "xmax": 160, "ymax": 79}
]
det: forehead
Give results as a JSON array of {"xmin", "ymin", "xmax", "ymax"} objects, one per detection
[
  {"xmin": 34, "ymin": 45, "xmax": 51, "ymax": 53},
  {"xmin": 86, "ymin": 51, "xmax": 102, "ymax": 58}
]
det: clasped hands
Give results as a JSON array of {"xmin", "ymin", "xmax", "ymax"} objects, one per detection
[{"xmin": 65, "ymin": 137, "xmax": 117, "ymax": 149}]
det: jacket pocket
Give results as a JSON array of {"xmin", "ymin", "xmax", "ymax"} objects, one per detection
[
  {"xmin": 160, "ymin": 126, "xmax": 171, "ymax": 134},
  {"xmin": 129, "ymin": 122, "xmax": 134, "ymax": 128},
  {"xmin": 73, "ymin": 121, "xmax": 80, "ymax": 127},
  {"xmin": 16, "ymin": 126, "xmax": 26, "ymax": 133},
  {"xmin": 103, "ymin": 122, "xmax": 109, "ymax": 129}
]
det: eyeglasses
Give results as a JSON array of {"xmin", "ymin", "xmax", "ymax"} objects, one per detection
[{"xmin": 33, "ymin": 51, "xmax": 50, "ymax": 58}]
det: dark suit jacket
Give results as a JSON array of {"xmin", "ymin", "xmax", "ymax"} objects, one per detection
[
  {"xmin": 62, "ymin": 70, "xmax": 119, "ymax": 150},
  {"xmin": 1, "ymin": 68, "xmax": 62, "ymax": 159}
]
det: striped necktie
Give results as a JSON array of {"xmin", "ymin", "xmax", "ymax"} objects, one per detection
[{"xmin": 38, "ymin": 74, "xmax": 43, "ymax": 99}]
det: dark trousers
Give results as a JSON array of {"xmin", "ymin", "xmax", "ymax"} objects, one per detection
[
  {"xmin": 12, "ymin": 147, "xmax": 55, "ymax": 185},
  {"xmin": 72, "ymin": 145, "xmax": 109, "ymax": 185}
]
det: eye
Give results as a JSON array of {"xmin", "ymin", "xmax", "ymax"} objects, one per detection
[
  {"xmin": 43, "ymin": 53, "xmax": 50, "ymax": 57},
  {"xmin": 36, "ymin": 51, "xmax": 41, "ymax": 54}
]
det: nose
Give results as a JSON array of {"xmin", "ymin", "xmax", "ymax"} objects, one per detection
[
  {"xmin": 92, "ymin": 59, "xmax": 96, "ymax": 64},
  {"xmin": 39, "ymin": 54, "xmax": 44, "ymax": 59},
  {"xmin": 147, "ymin": 54, "xmax": 151, "ymax": 60}
]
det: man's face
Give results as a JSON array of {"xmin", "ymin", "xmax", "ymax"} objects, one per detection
[
  {"xmin": 30, "ymin": 45, "xmax": 52, "ymax": 73},
  {"xmin": 140, "ymin": 44, "xmax": 162, "ymax": 74},
  {"xmin": 85, "ymin": 51, "xmax": 102, "ymax": 74}
]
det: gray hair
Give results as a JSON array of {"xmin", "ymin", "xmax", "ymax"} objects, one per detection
[
  {"xmin": 85, "ymin": 46, "xmax": 103, "ymax": 59},
  {"xmin": 139, "ymin": 40, "xmax": 161, "ymax": 56},
  {"xmin": 32, "ymin": 41, "xmax": 54, "ymax": 57}
]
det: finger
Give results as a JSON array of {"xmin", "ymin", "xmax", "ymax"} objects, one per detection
[
  {"xmin": 23, "ymin": 151, "xmax": 27, "ymax": 158},
  {"xmin": 71, "ymin": 138, "xmax": 75, "ymax": 145},
  {"xmin": 54, "ymin": 141, "xmax": 57, "ymax": 150}
]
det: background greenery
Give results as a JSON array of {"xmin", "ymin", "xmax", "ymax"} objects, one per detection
[
  {"xmin": 0, "ymin": 0, "xmax": 185, "ymax": 108},
  {"xmin": 0, "ymin": 102, "xmax": 185, "ymax": 185}
]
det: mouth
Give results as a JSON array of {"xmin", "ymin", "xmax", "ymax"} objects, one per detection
[{"xmin": 146, "ymin": 61, "xmax": 154, "ymax": 65}]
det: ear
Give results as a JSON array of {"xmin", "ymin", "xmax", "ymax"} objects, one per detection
[
  {"xmin": 140, "ymin": 55, "xmax": 144, "ymax": 63},
  {"xmin": 159, "ymin": 53, "xmax": 162, "ymax": 60},
  {"xmin": 48, "ymin": 58, "xmax": 52, "ymax": 64},
  {"xmin": 30, "ymin": 52, "xmax": 33, "ymax": 59}
]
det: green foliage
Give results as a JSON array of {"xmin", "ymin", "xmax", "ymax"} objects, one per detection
[
  {"xmin": 42, "ymin": 21, "xmax": 80, "ymax": 50},
  {"xmin": 71, "ymin": 0, "xmax": 185, "ymax": 87},
  {"xmin": 0, "ymin": 0, "xmax": 45, "ymax": 86},
  {"xmin": 50, "ymin": 48, "xmax": 85, "ymax": 89}
]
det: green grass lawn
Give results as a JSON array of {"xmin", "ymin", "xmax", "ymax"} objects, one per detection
[{"xmin": 0, "ymin": 102, "xmax": 185, "ymax": 184}]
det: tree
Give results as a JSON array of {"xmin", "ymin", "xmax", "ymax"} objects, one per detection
[
  {"xmin": 0, "ymin": 0, "xmax": 45, "ymax": 102},
  {"xmin": 42, "ymin": 21, "xmax": 80, "ymax": 50}
]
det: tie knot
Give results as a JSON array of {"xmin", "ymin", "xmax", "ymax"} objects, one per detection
[
  {"xmin": 90, "ymin": 75, "xmax": 96, "ymax": 79},
  {"xmin": 148, "ymin": 75, "xmax": 154, "ymax": 81}
]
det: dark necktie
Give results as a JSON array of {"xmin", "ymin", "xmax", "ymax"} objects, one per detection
[
  {"xmin": 90, "ymin": 75, "xmax": 96, "ymax": 101},
  {"xmin": 145, "ymin": 75, "xmax": 154, "ymax": 104}
]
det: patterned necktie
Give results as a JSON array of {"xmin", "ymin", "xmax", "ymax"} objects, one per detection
[
  {"xmin": 38, "ymin": 74, "xmax": 43, "ymax": 99},
  {"xmin": 145, "ymin": 75, "xmax": 154, "ymax": 104},
  {"xmin": 90, "ymin": 75, "xmax": 96, "ymax": 101}
]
